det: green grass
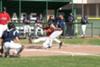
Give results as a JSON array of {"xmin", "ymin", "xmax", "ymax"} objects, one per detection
[
  {"xmin": 0, "ymin": 56, "xmax": 100, "ymax": 67},
  {"xmin": 61, "ymin": 38, "xmax": 100, "ymax": 45},
  {"xmin": 1, "ymin": 36, "xmax": 100, "ymax": 67},
  {"xmin": 20, "ymin": 38, "xmax": 100, "ymax": 45},
  {"xmin": 0, "ymin": 38, "xmax": 100, "ymax": 67}
]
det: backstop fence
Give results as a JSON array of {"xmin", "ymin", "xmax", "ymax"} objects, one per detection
[{"xmin": 14, "ymin": 21, "xmax": 100, "ymax": 38}]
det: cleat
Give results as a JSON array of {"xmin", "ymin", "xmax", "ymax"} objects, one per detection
[
  {"xmin": 59, "ymin": 42, "xmax": 62, "ymax": 49},
  {"xmin": 47, "ymin": 46, "xmax": 51, "ymax": 48}
]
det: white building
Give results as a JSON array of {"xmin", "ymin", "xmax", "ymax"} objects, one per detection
[{"xmin": 73, "ymin": 0, "xmax": 100, "ymax": 17}]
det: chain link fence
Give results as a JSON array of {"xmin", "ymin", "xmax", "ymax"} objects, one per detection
[{"xmin": 15, "ymin": 21, "xmax": 100, "ymax": 38}]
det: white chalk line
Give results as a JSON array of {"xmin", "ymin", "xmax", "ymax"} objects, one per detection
[{"xmin": 23, "ymin": 49, "xmax": 100, "ymax": 56}]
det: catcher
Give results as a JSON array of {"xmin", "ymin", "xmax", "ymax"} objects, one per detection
[{"xmin": 1, "ymin": 23, "xmax": 24, "ymax": 57}]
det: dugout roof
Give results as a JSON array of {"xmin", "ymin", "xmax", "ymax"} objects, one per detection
[
  {"xmin": 3, "ymin": 0, "xmax": 70, "ymax": 9},
  {"xmin": 1, "ymin": 0, "xmax": 71, "ymax": 16}
]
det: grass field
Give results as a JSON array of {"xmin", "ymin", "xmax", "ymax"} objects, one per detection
[
  {"xmin": 1, "ymin": 37, "xmax": 99, "ymax": 67},
  {"xmin": 61, "ymin": 38, "xmax": 100, "ymax": 45},
  {"xmin": 20, "ymin": 37, "xmax": 100, "ymax": 45},
  {"xmin": 0, "ymin": 56, "xmax": 100, "ymax": 67}
]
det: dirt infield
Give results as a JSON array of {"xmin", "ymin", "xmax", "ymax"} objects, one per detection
[{"xmin": 20, "ymin": 44, "xmax": 100, "ymax": 57}]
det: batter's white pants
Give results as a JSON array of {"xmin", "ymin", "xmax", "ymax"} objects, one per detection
[
  {"xmin": 43, "ymin": 30, "xmax": 62, "ymax": 48},
  {"xmin": 33, "ymin": 35, "xmax": 62, "ymax": 48},
  {"xmin": 81, "ymin": 24, "xmax": 87, "ymax": 36},
  {"xmin": 3, "ymin": 41, "xmax": 22, "ymax": 54}
]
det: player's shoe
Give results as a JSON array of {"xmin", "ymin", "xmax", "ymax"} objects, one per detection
[
  {"xmin": 4, "ymin": 52, "xmax": 9, "ymax": 57},
  {"xmin": 59, "ymin": 42, "xmax": 62, "ymax": 49},
  {"xmin": 43, "ymin": 45, "xmax": 51, "ymax": 49},
  {"xmin": 47, "ymin": 46, "xmax": 51, "ymax": 48}
]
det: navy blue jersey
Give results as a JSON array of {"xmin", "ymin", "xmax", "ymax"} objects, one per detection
[
  {"xmin": 81, "ymin": 16, "xmax": 88, "ymax": 24},
  {"xmin": 57, "ymin": 19, "xmax": 65, "ymax": 30},
  {"xmin": 2, "ymin": 29, "xmax": 19, "ymax": 42},
  {"xmin": 56, "ymin": 18, "xmax": 65, "ymax": 29}
]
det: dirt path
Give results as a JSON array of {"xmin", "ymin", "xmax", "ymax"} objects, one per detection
[{"xmin": 20, "ymin": 44, "xmax": 100, "ymax": 57}]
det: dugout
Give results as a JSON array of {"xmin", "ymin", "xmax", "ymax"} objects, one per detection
[
  {"xmin": 0, "ymin": 0, "xmax": 71, "ymax": 22},
  {"xmin": 0, "ymin": 0, "xmax": 76, "ymax": 38}
]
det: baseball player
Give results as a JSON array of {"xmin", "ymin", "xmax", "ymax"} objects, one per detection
[
  {"xmin": 0, "ymin": 7, "xmax": 11, "ymax": 55},
  {"xmin": 80, "ymin": 16, "xmax": 88, "ymax": 38},
  {"xmin": 30, "ymin": 15, "xmax": 64, "ymax": 48},
  {"xmin": 34, "ymin": 16, "xmax": 44, "ymax": 38},
  {"xmin": 2, "ymin": 23, "xmax": 24, "ymax": 57},
  {"xmin": 43, "ymin": 15, "xmax": 65, "ymax": 48},
  {"xmin": 23, "ymin": 15, "xmax": 31, "ymax": 38}
]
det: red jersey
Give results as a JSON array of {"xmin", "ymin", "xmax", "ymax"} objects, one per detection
[
  {"xmin": 0, "ymin": 12, "xmax": 10, "ymax": 25},
  {"xmin": 44, "ymin": 27, "xmax": 54, "ymax": 36}
]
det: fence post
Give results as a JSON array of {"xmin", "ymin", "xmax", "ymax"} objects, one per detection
[{"xmin": 91, "ymin": 22, "xmax": 93, "ymax": 37}]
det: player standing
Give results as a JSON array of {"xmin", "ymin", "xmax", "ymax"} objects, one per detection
[
  {"xmin": 0, "ymin": 7, "xmax": 11, "ymax": 55},
  {"xmin": 80, "ymin": 16, "xmax": 88, "ymax": 38},
  {"xmin": 23, "ymin": 15, "xmax": 31, "ymax": 39}
]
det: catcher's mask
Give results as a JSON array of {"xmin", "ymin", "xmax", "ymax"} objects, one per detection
[{"xmin": 8, "ymin": 23, "xmax": 15, "ymax": 29}]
